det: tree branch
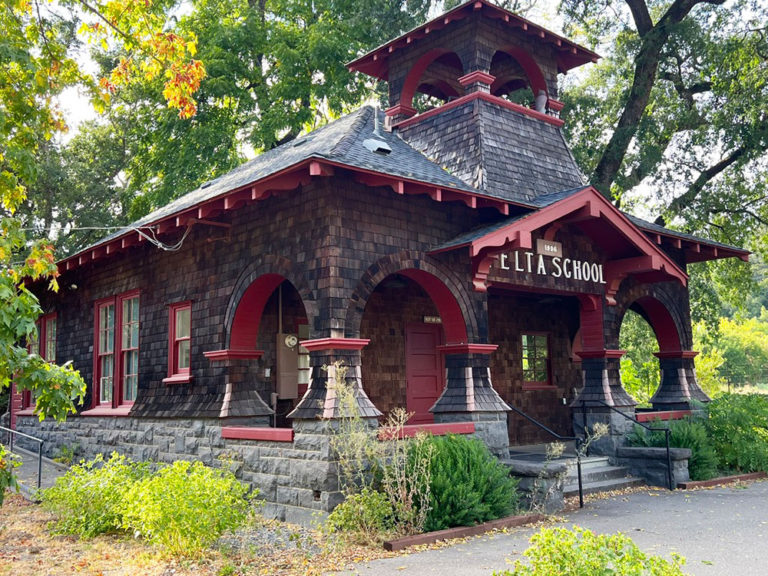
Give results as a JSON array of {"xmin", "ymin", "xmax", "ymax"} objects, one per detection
[
  {"xmin": 654, "ymin": 146, "xmax": 749, "ymax": 224},
  {"xmin": 592, "ymin": 0, "xmax": 728, "ymax": 201},
  {"xmin": 625, "ymin": 0, "xmax": 653, "ymax": 37}
]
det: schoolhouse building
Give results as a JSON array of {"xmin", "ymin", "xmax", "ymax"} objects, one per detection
[{"xmin": 10, "ymin": 0, "xmax": 748, "ymax": 521}]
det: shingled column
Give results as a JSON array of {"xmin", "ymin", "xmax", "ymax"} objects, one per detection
[
  {"xmin": 650, "ymin": 351, "xmax": 709, "ymax": 410},
  {"xmin": 571, "ymin": 296, "xmax": 636, "ymax": 455},
  {"xmin": 431, "ymin": 344, "xmax": 511, "ymax": 458}
]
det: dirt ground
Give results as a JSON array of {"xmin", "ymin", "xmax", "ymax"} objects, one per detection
[{"xmin": 0, "ymin": 493, "xmax": 396, "ymax": 576}]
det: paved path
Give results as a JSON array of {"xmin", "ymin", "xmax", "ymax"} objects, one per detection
[
  {"xmin": 8, "ymin": 445, "xmax": 67, "ymax": 498},
  {"xmin": 331, "ymin": 480, "xmax": 768, "ymax": 576}
]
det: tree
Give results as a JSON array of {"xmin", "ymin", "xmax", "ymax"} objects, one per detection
[
  {"xmin": 1, "ymin": 0, "xmax": 205, "ymax": 430},
  {"xmin": 89, "ymin": 0, "xmax": 436, "ymax": 218},
  {"xmin": 560, "ymin": 0, "xmax": 767, "ymax": 281}
]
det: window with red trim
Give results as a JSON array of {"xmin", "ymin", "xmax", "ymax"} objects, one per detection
[
  {"xmin": 93, "ymin": 291, "xmax": 139, "ymax": 408},
  {"xmin": 165, "ymin": 302, "xmax": 191, "ymax": 383},
  {"xmin": 21, "ymin": 312, "xmax": 57, "ymax": 409},
  {"xmin": 522, "ymin": 333, "xmax": 551, "ymax": 389}
]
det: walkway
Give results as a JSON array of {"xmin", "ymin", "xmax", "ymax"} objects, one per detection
[
  {"xmin": 331, "ymin": 479, "xmax": 768, "ymax": 576},
  {"xmin": 8, "ymin": 445, "xmax": 68, "ymax": 499}
]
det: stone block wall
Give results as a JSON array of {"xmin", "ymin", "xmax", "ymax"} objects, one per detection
[{"xmin": 15, "ymin": 415, "xmax": 341, "ymax": 525}]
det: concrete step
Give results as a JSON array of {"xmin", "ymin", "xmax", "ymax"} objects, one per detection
[
  {"xmin": 563, "ymin": 475, "xmax": 646, "ymax": 498},
  {"xmin": 566, "ymin": 455, "xmax": 610, "ymax": 472},
  {"xmin": 569, "ymin": 464, "xmax": 636, "ymax": 484}
]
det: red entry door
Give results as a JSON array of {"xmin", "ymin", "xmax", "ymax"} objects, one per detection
[{"xmin": 406, "ymin": 323, "xmax": 444, "ymax": 424}]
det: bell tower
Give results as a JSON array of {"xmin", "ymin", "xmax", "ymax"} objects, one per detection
[{"xmin": 348, "ymin": 0, "xmax": 599, "ymax": 206}]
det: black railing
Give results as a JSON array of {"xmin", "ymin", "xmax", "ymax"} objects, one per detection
[
  {"xmin": 589, "ymin": 401, "xmax": 674, "ymax": 491},
  {"xmin": 1, "ymin": 425, "xmax": 44, "ymax": 490},
  {"xmin": 507, "ymin": 404, "xmax": 585, "ymax": 508}
]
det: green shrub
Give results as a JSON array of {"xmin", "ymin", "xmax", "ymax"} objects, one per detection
[
  {"xmin": 627, "ymin": 418, "xmax": 718, "ymax": 481},
  {"xmin": 421, "ymin": 435, "xmax": 519, "ymax": 532},
  {"xmin": 42, "ymin": 452, "xmax": 150, "ymax": 537},
  {"xmin": 120, "ymin": 460, "xmax": 252, "ymax": 556},
  {"xmin": 496, "ymin": 526, "xmax": 687, "ymax": 575},
  {"xmin": 707, "ymin": 393, "xmax": 768, "ymax": 473},
  {"xmin": 325, "ymin": 487, "xmax": 395, "ymax": 544},
  {"xmin": 0, "ymin": 444, "xmax": 21, "ymax": 506}
]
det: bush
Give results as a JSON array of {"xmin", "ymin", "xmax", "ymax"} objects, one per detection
[
  {"xmin": 120, "ymin": 460, "xmax": 252, "ymax": 556},
  {"xmin": 627, "ymin": 419, "xmax": 718, "ymax": 481},
  {"xmin": 496, "ymin": 526, "xmax": 687, "ymax": 576},
  {"xmin": 421, "ymin": 435, "xmax": 519, "ymax": 532},
  {"xmin": 706, "ymin": 393, "xmax": 768, "ymax": 473},
  {"xmin": 0, "ymin": 444, "xmax": 20, "ymax": 506},
  {"xmin": 42, "ymin": 452, "xmax": 150, "ymax": 537},
  {"xmin": 325, "ymin": 487, "xmax": 395, "ymax": 544}
]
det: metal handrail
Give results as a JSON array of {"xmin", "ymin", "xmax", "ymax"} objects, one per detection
[
  {"xmin": 1, "ymin": 425, "xmax": 44, "ymax": 490},
  {"xmin": 589, "ymin": 401, "xmax": 674, "ymax": 491},
  {"xmin": 507, "ymin": 404, "xmax": 585, "ymax": 508}
]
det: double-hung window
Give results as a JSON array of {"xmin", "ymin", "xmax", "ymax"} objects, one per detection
[
  {"xmin": 21, "ymin": 313, "xmax": 57, "ymax": 409},
  {"xmin": 165, "ymin": 301, "xmax": 192, "ymax": 384},
  {"xmin": 94, "ymin": 291, "xmax": 139, "ymax": 408}
]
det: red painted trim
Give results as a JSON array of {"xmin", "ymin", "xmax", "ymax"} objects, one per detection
[
  {"xmin": 465, "ymin": 186, "xmax": 688, "ymax": 295},
  {"xmin": 636, "ymin": 410, "xmax": 692, "ymax": 423},
  {"xmin": 575, "ymin": 349, "xmax": 627, "ymax": 359},
  {"xmin": 547, "ymin": 98, "xmax": 565, "ymax": 112},
  {"xmin": 399, "ymin": 269, "xmax": 468, "ymax": 345},
  {"xmin": 168, "ymin": 301, "xmax": 192, "ymax": 379},
  {"xmin": 653, "ymin": 350, "xmax": 699, "ymax": 359},
  {"xmin": 458, "ymin": 71, "xmax": 496, "ymax": 86},
  {"xmin": 116, "ymin": 290, "xmax": 139, "ymax": 407},
  {"xmin": 385, "ymin": 103, "xmax": 417, "ymax": 118},
  {"xmin": 346, "ymin": 0, "xmax": 598, "ymax": 79},
  {"xmin": 631, "ymin": 296, "xmax": 682, "ymax": 352},
  {"xmin": 81, "ymin": 405, "xmax": 133, "ymax": 417},
  {"xmin": 437, "ymin": 343, "xmax": 498, "ymax": 354},
  {"xmin": 394, "ymin": 92, "xmax": 564, "ymax": 130},
  {"xmin": 162, "ymin": 374, "xmax": 194, "ymax": 385},
  {"xmin": 378, "ymin": 422, "xmax": 475, "ymax": 440},
  {"xmin": 230, "ymin": 273, "xmax": 284, "ymax": 350},
  {"xmin": 221, "ymin": 427, "xmax": 294, "ymax": 442},
  {"xmin": 678, "ymin": 471, "xmax": 767, "ymax": 490},
  {"xmin": 93, "ymin": 295, "xmax": 116, "ymax": 409},
  {"xmin": 203, "ymin": 349, "xmax": 265, "ymax": 361},
  {"xmin": 299, "ymin": 338, "xmax": 370, "ymax": 351},
  {"xmin": 399, "ymin": 49, "xmax": 459, "ymax": 113},
  {"xmin": 497, "ymin": 46, "xmax": 548, "ymax": 98},
  {"xmin": 14, "ymin": 409, "xmax": 37, "ymax": 417}
]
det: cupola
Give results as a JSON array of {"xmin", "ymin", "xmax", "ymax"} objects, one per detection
[{"xmin": 348, "ymin": 0, "xmax": 600, "ymax": 205}]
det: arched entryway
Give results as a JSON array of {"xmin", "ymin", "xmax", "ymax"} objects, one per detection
[
  {"xmin": 359, "ymin": 269, "xmax": 467, "ymax": 424},
  {"xmin": 228, "ymin": 275, "xmax": 311, "ymax": 427},
  {"xmin": 617, "ymin": 294, "xmax": 708, "ymax": 409}
]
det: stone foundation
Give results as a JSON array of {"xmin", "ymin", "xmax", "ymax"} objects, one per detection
[{"xmin": 15, "ymin": 415, "xmax": 340, "ymax": 525}]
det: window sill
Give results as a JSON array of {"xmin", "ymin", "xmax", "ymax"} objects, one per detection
[
  {"xmin": 163, "ymin": 374, "xmax": 193, "ymax": 385},
  {"xmin": 522, "ymin": 383, "xmax": 557, "ymax": 391},
  {"xmin": 81, "ymin": 405, "xmax": 133, "ymax": 417},
  {"xmin": 15, "ymin": 409, "xmax": 37, "ymax": 417}
]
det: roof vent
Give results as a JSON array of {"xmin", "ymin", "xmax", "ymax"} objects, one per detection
[{"xmin": 362, "ymin": 107, "xmax": 392, "ymax": 155}]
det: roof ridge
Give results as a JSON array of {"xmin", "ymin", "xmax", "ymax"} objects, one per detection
[{"xmin": 329, "ymin": 106, "xmax": 373, "ymax": 158}]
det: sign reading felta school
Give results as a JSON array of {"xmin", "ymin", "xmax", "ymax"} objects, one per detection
[{"xmin": 496, "ymin": 250, "xmax": 606, "ymax": 284}]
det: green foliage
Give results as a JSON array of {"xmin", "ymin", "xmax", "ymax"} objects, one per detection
[
  {"xmin": 627, "ymin": 419, "xmax": 718, "ymax": 481},
  {"xmin": 496, "ymin": 526, "xmax": 687, "ymax": 576},
  {"xmin": 97, "ymin": 0, "xmax": 437, "ymax": 218},
  {"xmin": 619, "ymin": 310, "xmax": 659, "ymax": 405},
  {"xmin": 422, "ymin": 434, "xmax": 519, "ymax": 532},
  {"xmin": 0, "ymin": 444, "xmax": 21, "ymax": 505},
  {"xmin": 706, "ymin": 394, "xmax": 768, "ymax": 473},
  {"xmin": 120, "ymin": 460, "xmax": 252, "ymax": 557},
  {"xmin": 325, "ymin": 487, "xmax": 395, "ymax": 544},
  {"xmin": 42, "ymin": 453, "xmax": 150, "ymax": 537}
]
